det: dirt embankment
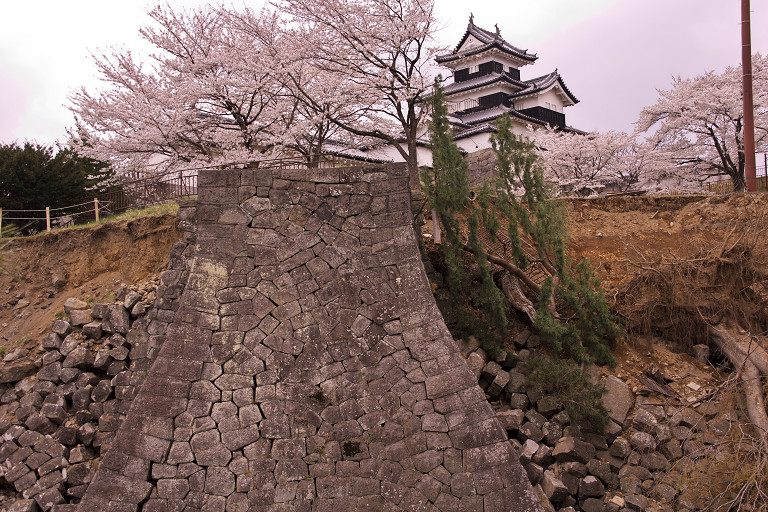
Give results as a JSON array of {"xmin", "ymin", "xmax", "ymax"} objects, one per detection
[
  {"xmin": 564, "ymin": 193, "xmax": 768, "ymax": 290},
  {"xmin": 0, "ymin": 213, "xmax": 182, "ymax": 354}
]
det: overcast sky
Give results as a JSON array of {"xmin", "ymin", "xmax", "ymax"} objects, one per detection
[{"xmin": 1, "ymin": 0, "xmax": 765, "ymax": 146}]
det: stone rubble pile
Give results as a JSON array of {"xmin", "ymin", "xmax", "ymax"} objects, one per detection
[
  {"xmin": 0, "ymin": 281, "xmax": 169, "ymax": 512},
  {"xmin": 458, "ymin": 331, "xmax": 741, "ymax": 512},
  {"xmin": 0, "ymin": 203, "xmax": 196, "ymax": 512}
]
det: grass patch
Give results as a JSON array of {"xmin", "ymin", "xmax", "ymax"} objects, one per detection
[
  {"xmin": 70, "ymin": 202, "xmax": 180, "ymax": 231},
  {"xmin": 12, "ymin": 202, "xmax": 182, "ymax": 240}
]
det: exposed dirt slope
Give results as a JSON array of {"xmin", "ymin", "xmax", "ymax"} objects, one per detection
[
  {"xmin": 564, "ymin": 193, "xmax": 768, "ymax": 410},
  {"xmin": 564, "ymin": 193, "xmax": 768, "ymax": 290},
  {"xmin": 0, "ymin": 213, "xmax": 182, "ymax": 355}
]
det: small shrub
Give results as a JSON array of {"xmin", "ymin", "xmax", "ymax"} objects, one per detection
[
  {"xmin": 523, "ymin": 353, "xmax": 609, "ymax": 432},
  {"xmin": 310, "ymin": 390, "xmax": 329, "ymax": 405},
  {"xmin": 342, "ymin": 441, "xmax": 362, "ymax": 458}
]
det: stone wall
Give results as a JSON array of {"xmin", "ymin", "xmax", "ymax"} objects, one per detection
[
  {"xmin": 77, "ymin": 164, "xmax": 541, "ymax": 511},
  {"xmin": 465, "ymin": 149, "xmax": 498, "ymax": 188}
]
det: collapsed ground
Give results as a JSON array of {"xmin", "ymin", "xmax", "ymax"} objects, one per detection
[
  {"xmin": 0, "ymin": 192, "xmax": 766, "ymax": 510},
  {"xmin": 3, "ymin": 194, "xmax": 764, "ymax": 424},
  {"xmin": 0, "ymin": 211, "xmax": 181, "ymax": 360}
]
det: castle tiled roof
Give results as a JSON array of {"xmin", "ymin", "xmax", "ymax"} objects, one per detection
[
  {"xmin": 442, "ymin": 72, "xmax": 527, "ymax": 96},
  {"xmin": 510, "ymin": 71, "xmax": 579, "ymax": 104},
  {"xmin": 442, "ymin": 69, "xmax": 578, "ymax": 106},
  {"xmin": 451, "ymin": 105, "xmax": 548, "ymax": 128},
  {"xmin": 452, "ymin": 122, "xmax": 497, "ymax": 139},
  {"xmin": 436, "ymin": 18, "xmax": 538, "ymax": 65}
]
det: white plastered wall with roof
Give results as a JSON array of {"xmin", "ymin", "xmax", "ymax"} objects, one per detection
[{"xmin": 514, "ymin": 89, "xmax": 568, "ymax": 113}]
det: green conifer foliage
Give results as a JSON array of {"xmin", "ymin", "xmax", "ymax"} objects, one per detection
[
  {"xmin": 422, "ymin": 92, "xmax": 620, "ymax": 365},
  {"xmin": 420, "ymin": 79, "xmax": 469, "ymax": 299},
  {"xmin": 421, "ymin": 81, "xmax": 507, "ymax": 354},
  {"xmin": 488, "ymin": 116, "xmax": 620, "ymax": 366},
  {"xmin": 524, "ymin": 353, "xmax": 609, "ymax": 431}
]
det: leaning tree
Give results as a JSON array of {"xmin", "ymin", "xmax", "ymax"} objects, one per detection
[{"xmin": 422, "ymin": 83, "xmax": 621, "ymax": 364}]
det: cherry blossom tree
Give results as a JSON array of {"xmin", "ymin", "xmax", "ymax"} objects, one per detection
[
  {"xmin": 635, "ymin": 54, "xmax": 768, "ymax": 192},
  {"xmin": 279, "ymin": 0, "xmax": 444, "ymax": 182},
  {"xmin": 69, "ymin": 1, "xmax": 439, "ymax": 178},
  {"xmin": 533, "ymin": 129, "xmax": 668, "ymax": 195},
  {"xmin": 69, "ymin": 5, "xmax": 318, "ymax": 177},
  {"xmin": 534, "ymin": 129, "xmax": 625, "ymax": 194}
]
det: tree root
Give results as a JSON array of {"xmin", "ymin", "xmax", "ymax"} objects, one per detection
[{"xmin": 709, "ymin": 324, "xmax": 768, "ymax": 441}]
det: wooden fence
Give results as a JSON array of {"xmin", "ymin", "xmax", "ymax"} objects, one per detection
[
  {"xmin": 0, "ymin": 155, "xmax": 380, "ymax": 235},
  {"xmin": 703, "ymin": 175, "xmax": 768, "ymax": 194}
]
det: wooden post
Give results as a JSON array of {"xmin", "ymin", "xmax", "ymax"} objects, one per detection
[
  {"xmin": 94, "ymin": 198, "xmax": 100, "ymax": 222},
  {"xmin": 742, "ymin": 0, "xmax": 757, "ymax": 191},
  {"xmin": 46, "ymin": 207, "xmax": 51, "ymax": 232}
]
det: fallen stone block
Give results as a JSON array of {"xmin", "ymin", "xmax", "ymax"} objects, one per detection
[
  {"xmin": 4, "ymin": 499, "xmax": 38, "ymax": 512},
  {"xmin": 63, "ymin": 298, "xmax": 88, "ymax": 314},
  {"xmin": 58, "ymin": 336, "xmax": 80, "ymax": 357},
  {"xmin": 34, "ymin": 487, "xmax": 64, "ymax": 511},
  {"xmin": 632, "ymin": 408, "xmax": 658, "ymax": 433},
  {"xmin": 629, "ymin": 431, "xmax": 656, "ymax": 454},
  {"xmin": 487, "ymin": 370, "xmax": 510, "ymax": 397},
  {"xmin": 91, "ymin": 303, "xmax": 108, "ymax": 319},
  {"xmin": 540, "ymin": 470, "xmax": 569, "ymax": 504},
  {"xmin": 68, "ymin": 309, "xmax": 91, "ymax": 327},
  {"xmin": 0, "ymin": 361, "xmax": 39, "ymax": 384},
  {"xmin": 40, "ymin": 404, "xmax": 67, "ymax": 425},
  {"xmin": 51, "ymin": 321, "xmax": 71, "ymax": 337},
  {"xmin": 480, "ymin": 361, "xmax": 503, "ymax": 381},
  {"xmin": 601, "ymin": 375, "xmax": 633, "ymax": 426},
  {"xmin": 91, "ymin": 381, "xmax": 112, "ymax": 403},
  {"xmin": 496, "ymin": 409, "xmax": 524, "ymax": 431},
  {"xmin": 124, "ymin": 291, "xmax": 142, "ymax": 310},
  {"xmin": 578, "ymin": 475, "xmax": 605, "ymax": 498},
  {"xmin": 552, "ymin": 437, "xmax": 596, "ymax": 464},
  {"xmin": 81, "ymin": 322, "xmax": 103, "ymax": 340},
  {"xmin": 41, "ymin": 334, "xmax": 63, "ymax": 351},
  {"xmin": 103, "ymin": 305, "xmax": 131, "ymax": 335},
  {"xmin": 62, "ymin": 347, "xmax": 94, "ymax": 370}
]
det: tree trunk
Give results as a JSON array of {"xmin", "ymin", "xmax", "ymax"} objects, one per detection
[
  {"xmin": 501, "ymin": 274, "xmax": 536, "ymax": 323},
  {"xmin": 431, "ymin": 209, "xmax": 441, "ymax": 244},
  {"xmin": 406, "ymin": 141, "xmax": 420, "ymax": 191}
]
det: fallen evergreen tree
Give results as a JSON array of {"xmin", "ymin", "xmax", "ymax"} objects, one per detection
[{"xmin": 421, "ymin": 81, "xmax": 621, "ymax": 366}]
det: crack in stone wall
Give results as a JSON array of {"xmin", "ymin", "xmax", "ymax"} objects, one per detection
[{"xmin": 77, "ymin": 163, "xmax": 541, "ymax": 511}]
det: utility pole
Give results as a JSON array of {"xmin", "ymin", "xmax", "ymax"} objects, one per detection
[{"xmin": 742, "ymin": 0, "xmax": 757, "ymax": 192}]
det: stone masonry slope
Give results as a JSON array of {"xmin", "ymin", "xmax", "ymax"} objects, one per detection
[{"xmin": 77, "ymin": 163, "xmax": 541, "ymax": 511}]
